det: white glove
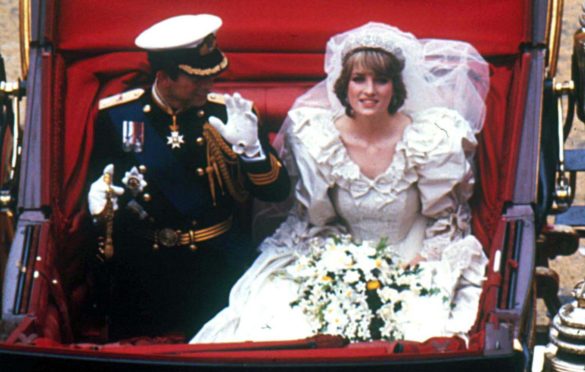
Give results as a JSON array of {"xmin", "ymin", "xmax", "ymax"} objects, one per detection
[
  {"xmin": 88, "ymin": 164, "xmax": 125, "ymax": 216},
  {"xmin": 208, "ymin": 93, "xmax": 261, "ymax": 157}
]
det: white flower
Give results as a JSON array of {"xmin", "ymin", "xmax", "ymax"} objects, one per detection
[
  {"xmin": 396, "ymin": 272, "xmax": 416, "ymax": 287},
  {"xmin": 343, "ymin": 270, "xmax": 360, "ymax": 284},
  {"xmin": 287, "ymin": 234, "xmax": 441, "ymax": 342},
  {"xmin": 378, "ymin": 286, "xmax": 399, "ymax": 302},
  {"xmin": 349, "ymin": 240, "xmax": 376, "ymax": 257},
  {"xmin": 324, "ymin": 301, "xmax": 348, "ymax": 330},
  {"xmin": 318, "ymin": 247, "xmax": 353, "ymax": 272}
]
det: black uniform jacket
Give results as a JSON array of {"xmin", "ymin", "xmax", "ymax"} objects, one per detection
[{"xmin": 87, "ymin": 87, "xmax": 290, "ymax": 339}]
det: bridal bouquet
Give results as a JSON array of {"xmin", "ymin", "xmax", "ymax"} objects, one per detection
[{"xmin": 286, "ymin": 235, "xmax": 445, "ymax": 342}]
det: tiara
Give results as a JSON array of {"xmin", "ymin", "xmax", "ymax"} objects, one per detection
[{"xmin": 340, "ymin": 31, "xmax": 405, "ymax": 62}]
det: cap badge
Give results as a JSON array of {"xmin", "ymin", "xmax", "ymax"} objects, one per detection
[{"xmin": 199, "ymin": 34, "xmax": 217, "ymax": 56}]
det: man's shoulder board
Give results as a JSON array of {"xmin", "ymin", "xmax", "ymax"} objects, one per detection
[
  {"xmin": 207, "ymin": 92, "xmax": 225, "ymax": 105},
  {"xmin": 99, "ymin": 88, "xmax": 145, "ymax": 111}
]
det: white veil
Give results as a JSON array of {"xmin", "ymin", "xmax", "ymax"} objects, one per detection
[
  {"xmin": 273, "ymin": 22, "xmax": 489, "ymax": 150},
  {"xmin": 253, "ymin": 22, "xmax": 490, "ymax": 243}
]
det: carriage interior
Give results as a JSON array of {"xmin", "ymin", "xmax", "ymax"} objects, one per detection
[{"xmin": 1, "ymin": 0, "xmax": 546, "ymax": 364}]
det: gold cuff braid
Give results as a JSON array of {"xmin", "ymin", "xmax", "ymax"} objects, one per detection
[{"xmin": 247, "ymin": 154, "xmax": 282, "ymax": 186}]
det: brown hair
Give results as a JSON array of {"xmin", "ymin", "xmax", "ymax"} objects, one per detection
[{"xmin": 334, "ymin": 48, "xmax": 407, "ymax": 116}]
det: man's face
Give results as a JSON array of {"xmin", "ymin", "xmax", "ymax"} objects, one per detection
[{"xmin": 159, "ymin": 71, "xmax": 215, "ymax": 110}]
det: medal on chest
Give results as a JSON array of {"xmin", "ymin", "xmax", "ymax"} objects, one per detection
[
  {"xmin": 167, "ymin": 115, "xmax": 185, "ymax": 149},
  {"xmin": 151, "ymin": 84, "xmax": 186, "ymax": 150},
  {"xmin": 122, "ymin": 120, "xmax": 145, "ymax": 152}
]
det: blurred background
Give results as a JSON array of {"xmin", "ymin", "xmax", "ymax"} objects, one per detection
[
  {"xmin": 0, "ymin": 0, "xmax": 19, "ymax": 82},
  {"xmin": 544, "ymin": 0, "xmax": 585, "ymax": 313}
]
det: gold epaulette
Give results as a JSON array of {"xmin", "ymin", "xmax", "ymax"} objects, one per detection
[
  {"xmin": 207, "ymin": 92, "xmax": 225, "ymax": 105},
  {"xmin": 99, "ymin": 88, "xmax": 145, "ymax": 110}
]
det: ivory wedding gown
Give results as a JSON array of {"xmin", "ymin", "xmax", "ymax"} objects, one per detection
[{"xmin": 191, "ymin": 106, "xmax": 488, "ymax": 344}]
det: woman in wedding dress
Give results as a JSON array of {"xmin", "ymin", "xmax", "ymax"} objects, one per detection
[{"xmin": 191, "ymin": 22, "xmax": 490, "ymax": 344}]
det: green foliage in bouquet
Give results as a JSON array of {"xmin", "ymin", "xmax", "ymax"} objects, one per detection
[{"xmin": 287, "ymin": 235, "xmax": 443, "ymax": 342}]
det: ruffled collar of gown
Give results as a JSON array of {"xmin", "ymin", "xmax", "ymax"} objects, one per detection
[
  {"xmin": 289, "ymin": 107, "xmax": 414, "ymax": 203},
  {"xmin": 288, "ymin": 106, "xmax": 477, "ymax": 204}
]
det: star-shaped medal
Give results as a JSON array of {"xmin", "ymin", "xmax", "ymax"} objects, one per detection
[{"xmin": 167, "ymin": 130, "xmax": 185, "ymax": 149}]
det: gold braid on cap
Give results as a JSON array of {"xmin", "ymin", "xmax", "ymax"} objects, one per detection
[
  {"xmin": 178, "ymin": 55, "xmax": 229, "ymax": 77},
  {"xmin": 202, "ymin": 123, "xmax": 249, "ymax": 205}
]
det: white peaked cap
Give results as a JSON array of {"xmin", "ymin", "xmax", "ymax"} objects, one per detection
[{"xmin": 135, "ymin": 14, "xmax": 223, "ymax": 51}]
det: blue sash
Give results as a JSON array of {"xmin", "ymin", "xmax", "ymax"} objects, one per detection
[{"xmin": 108, "ymin": 102, "xmax": 210, "ymax": 218}]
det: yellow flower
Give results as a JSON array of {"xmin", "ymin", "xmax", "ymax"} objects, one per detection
[
  {"xmin": 367, "ymin": 280, "xmax": 381, "ymax": 290},
  {"xmin": 322, "ymin": 275, "xmax": 333, "ymax": 282}
]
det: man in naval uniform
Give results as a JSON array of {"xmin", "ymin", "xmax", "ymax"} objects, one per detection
[{"xmin": 86, "ymin": 14, "xmax": 290, "ymax": 340}]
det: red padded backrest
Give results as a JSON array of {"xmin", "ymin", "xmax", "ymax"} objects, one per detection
[
  {"xmin": 56, "ymin": 0, "xmax": 531, "ymax": 58},
  {"xmin": 51, "ymin": 0, "xmax": 533, "ymax": 250},
  {"xmin": 54, "ymin": 1, "xmax": 532, "ymax": 87}
]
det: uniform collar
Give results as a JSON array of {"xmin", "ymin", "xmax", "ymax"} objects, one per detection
[{"xmin": 151, "ymin": 80, "xmax": 180, "ymax": 116}]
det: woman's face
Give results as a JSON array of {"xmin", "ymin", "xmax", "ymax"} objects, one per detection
[{"xmin": 346, "ymin": 65, "xmax": 393, "ymax": 118}]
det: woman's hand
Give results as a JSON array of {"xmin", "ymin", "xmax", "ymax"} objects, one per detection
[{"xmin": 403, "ymin": 254, "xmax": 425, "ymax": 268}]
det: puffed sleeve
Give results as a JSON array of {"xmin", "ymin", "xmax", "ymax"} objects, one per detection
[
  {"xmin": 287, "ymin": 108, "xmax": 339, "ymax": 227},
  {"xmin": 406, "ymin": 108, "xmax": 479, "ymax": 260}
]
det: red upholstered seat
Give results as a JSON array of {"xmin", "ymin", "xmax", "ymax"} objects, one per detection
[{"xmin": 4, "ymin": 0, "xmax": 538, "ymax": 364}]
